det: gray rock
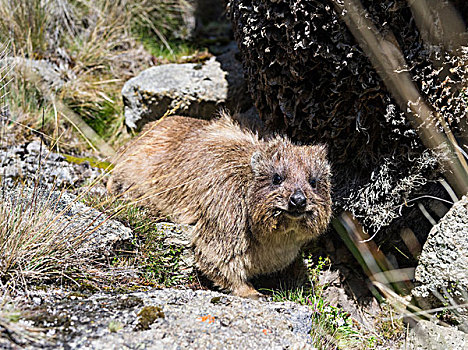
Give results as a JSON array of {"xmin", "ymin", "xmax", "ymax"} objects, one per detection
[
  {"xmin": 0, "ymin": 140, "xmax": 103, "ymax": 189},
  {"xmin": 122, "ymin": 57, "xmax": 241, "ymax": 128},
  {"xmin": 20, "ymin": 289, "xmax": 316, "ymax": 349},
  {"xmin": 412, "ymin": 196, "xmax": 468, "ymax": 332},
  {"xmin": 405, "ymin": 320, "xmax": 468, "ymax": 350},
  {"xmin": 4, "ymin": 57, "xmax": 67, "ymax": 90}
]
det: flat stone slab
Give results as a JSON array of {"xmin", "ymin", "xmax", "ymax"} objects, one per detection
[{"xmin": 13, "ymin": 289, "xmax": 315, "ymax": 349}]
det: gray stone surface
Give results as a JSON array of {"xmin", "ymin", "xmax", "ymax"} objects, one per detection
[
  {"xmin": 412, "ymin": 196, "xmax": 468, "ymax": 332},
  {"xmin": 122, "ymin": 57, "xmax": 228, "ymax": 128},
  {"xmin": 14, "ymin": 289, "xmax": 315, "ymax": 349},
  {"xmin": 0, "ymin": 140, "xmax": 103, "ymax": 189},
  {"xmin": 131, "ymin": 223, "xmax": 382, "ymax": 333},
  {"xmin": 406, "ymin": 320, "xmax": 468, "ymax": 350}
]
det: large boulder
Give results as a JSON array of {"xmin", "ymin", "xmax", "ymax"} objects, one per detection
[
  {"xmin": 122, "ymin": 57, "xmax": 227, "ymax": 128},
  {"xmin": 122, "ymin": 53, "xmax": 250, "ymax": 129},
  {"xmin": 412, "ymin": 196, "xmax": 468, "ymax": 332}
]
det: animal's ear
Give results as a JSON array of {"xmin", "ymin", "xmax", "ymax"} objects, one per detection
[
  {"xmin": 250, "ymin": 151, "xmax": 264, "ymax": 174},
  {"xmin": 310, "ymin": 144, "xmax": 328, "ymax": 159},
  {"xmin": 265, "ymin": 135, "xmax": 288, "ymax": 161}
]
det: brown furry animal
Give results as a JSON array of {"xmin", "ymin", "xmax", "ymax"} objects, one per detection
[{"xmin": 109, "ymin": 114, "xmax": 332, "ymax": 298}]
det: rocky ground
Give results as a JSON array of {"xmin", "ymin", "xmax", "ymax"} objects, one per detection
[{"xmin": 3, "ymin": 289, "xmax": 316, "ymax": 350}]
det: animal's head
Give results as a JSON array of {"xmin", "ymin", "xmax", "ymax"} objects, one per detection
[{"xmin": 248, "ymin": 137, "xmax": 332, "ymax": 239}]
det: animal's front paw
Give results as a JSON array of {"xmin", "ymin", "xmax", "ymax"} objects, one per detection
[
  {"xmin": 246, "ymin": 292, "xmax": 270, "ymax": 302},
  {"xmin": 232, "ymin": 283, "xmax": 268, "ymax": 301}
]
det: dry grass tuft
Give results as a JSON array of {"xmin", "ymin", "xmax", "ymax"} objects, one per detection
[
  {"xmin": 0, "ymin": 0, "xmax": 193, "ymax": 149},
  {"xmin": 0, "ymin": 183, "xmax": 95, "ymax": 291}
]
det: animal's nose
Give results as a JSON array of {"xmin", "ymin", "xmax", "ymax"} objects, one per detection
[{"xmin": 289, "ymin": 190, "xmax": 307, "ymax": 210}]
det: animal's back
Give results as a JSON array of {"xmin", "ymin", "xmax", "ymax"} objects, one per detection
[
  {"xmin": 110, "ymin": 115, "xmax": 259, "ymax": 224},
  {"xmin": 110, "ymin": 114, "xmax": 332, "ymax": 298}
]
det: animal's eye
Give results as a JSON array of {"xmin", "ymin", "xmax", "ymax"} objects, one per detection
[
  {"xmin": 309, "ymin": 178, "xmax": 318, "ymax": 188},
  {"xmin": 272, "ymin": 173, "xmax": 283, "ymax": 185}
]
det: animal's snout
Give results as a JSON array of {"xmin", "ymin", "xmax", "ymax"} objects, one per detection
[{"xmin": 288, "ymin": 189, "xmax": 307, "ymax": 211}]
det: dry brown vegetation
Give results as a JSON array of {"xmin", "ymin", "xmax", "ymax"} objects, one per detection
[
  {"xmin": 0, "ymin": 0, "xmax": 195, "ymax": 155},
  {"xmin": 0, "ymin": 184, "xmax": 92, "ymax": 291}
]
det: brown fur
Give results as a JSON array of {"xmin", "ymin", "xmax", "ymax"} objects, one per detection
[{"xmin": 109, "ymin": 113, "xmax": 332, "ymax": 298}]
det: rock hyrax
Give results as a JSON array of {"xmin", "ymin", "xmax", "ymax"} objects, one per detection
[{"xmin": 109, "ymin": 113, "xmax": 332, "ymax": 298}]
